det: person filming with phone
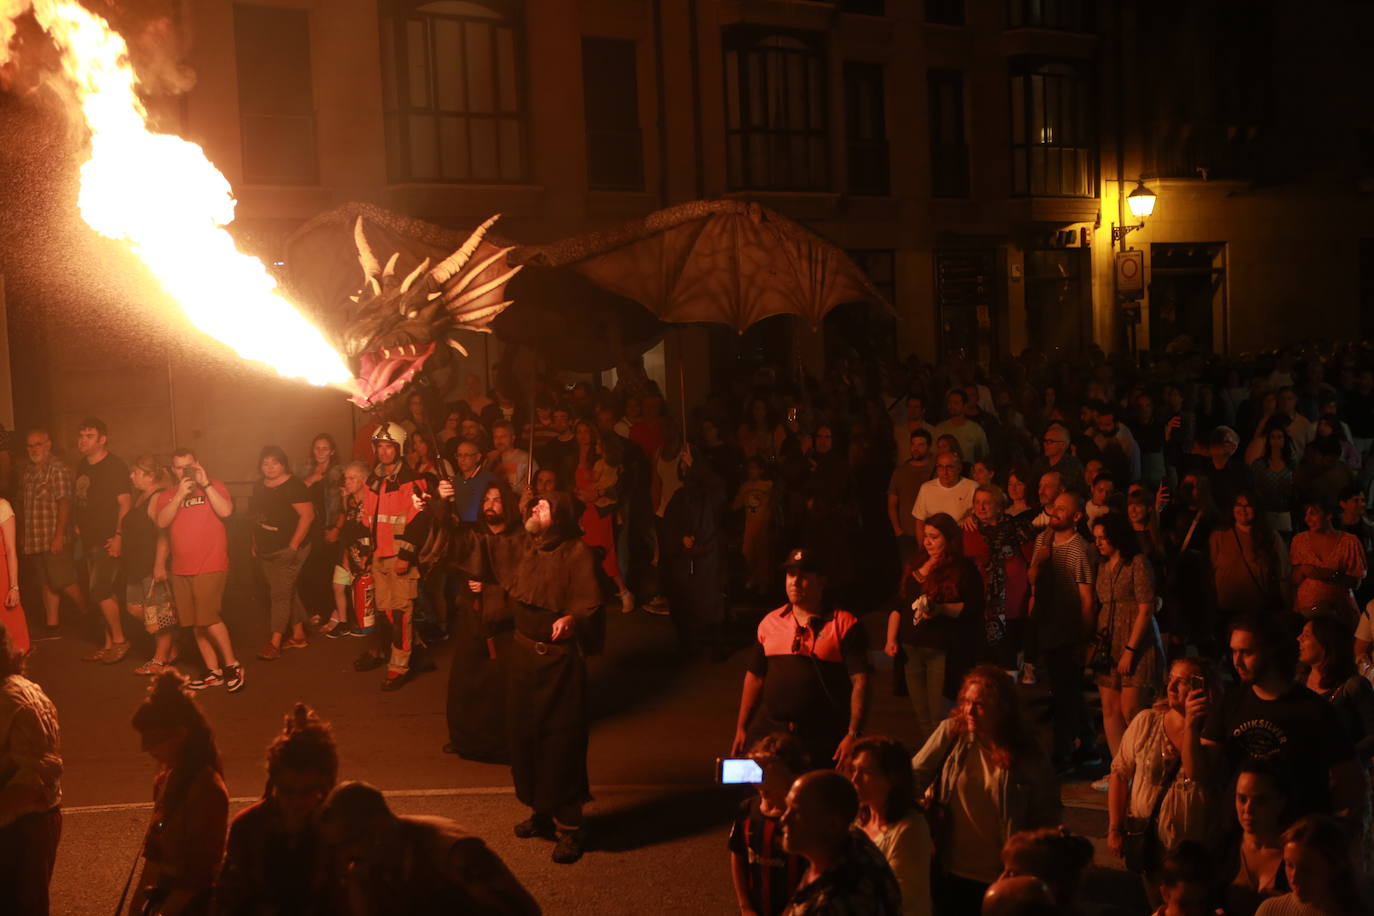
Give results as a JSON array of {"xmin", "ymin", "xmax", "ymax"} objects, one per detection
[
  {"xmin": 1106, "ymin": 657, "xmax": 1213, "ymax": 904},
  {"xmin": 730, "ymin": 548, "xmax": 870, "ymax": 770}
]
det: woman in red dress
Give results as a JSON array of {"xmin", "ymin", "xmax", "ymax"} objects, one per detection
[
  {"xmin": 573, "ymin": 421, "xmax": 634, "ymax": 613},
  {"xmin": 0, "ymin": 495, "xmax": 29, "ymax": 655}
]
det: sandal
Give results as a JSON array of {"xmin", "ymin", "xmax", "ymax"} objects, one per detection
[
  {"xmin": 257, "ymin": 642, "xmax": 282, "ymax": 661},
  {"xmin": 102, "ymin": 642, "xmax": 131, "ymax": 664},
  {"xmin": 133, "ymin": 659, "xmax": 169, "ymax": 676},
  {"xmin": 81, "ymin": 646, "xmax": 109, "ymax": 663}
]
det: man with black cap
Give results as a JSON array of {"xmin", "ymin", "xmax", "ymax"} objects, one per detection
[
  {"xmin": 440, "ymin": 484, "xmax": 603, "ymax": 865},
  {"xmin": 730, "ymin": 547, "xmax": 870, "ymax": 769}
]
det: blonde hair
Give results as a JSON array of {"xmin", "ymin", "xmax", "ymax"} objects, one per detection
[{"xmin": 131, "ymin": 454, "xmax": 174, "ymax": 489}]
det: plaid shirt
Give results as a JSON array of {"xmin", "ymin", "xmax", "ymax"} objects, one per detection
[{"xmin": 21, "ymin": 457, "xmax": 74, "ymax": 555}]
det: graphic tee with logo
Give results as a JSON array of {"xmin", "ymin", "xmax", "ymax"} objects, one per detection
[
  {"xmin": 74, "ymin": 452, "xmax": 131, "ymax": 549},
  {"xmin": 1204, "ymin": 683, "xmax": 1354, "ymax": 819}
]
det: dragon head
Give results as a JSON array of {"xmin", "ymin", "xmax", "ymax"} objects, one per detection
[{"xmin": 343, "ymin": 214, "xmax": 521, "ymax": 410}]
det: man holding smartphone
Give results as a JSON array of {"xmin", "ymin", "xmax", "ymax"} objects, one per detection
[
  {"xmin": 156, "ymin": 449, "xmax": 243, "ymax": 692},
  {"xmin": 731, "ymin": 548, "xmax": 870, "ymax": 770}
]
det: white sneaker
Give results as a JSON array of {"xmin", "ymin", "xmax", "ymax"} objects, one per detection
[{"xmin": 1091, "ymin": 776, "xmax": 1110, "ymax": 792}]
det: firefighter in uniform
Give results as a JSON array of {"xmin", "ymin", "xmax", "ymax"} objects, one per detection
[{"xmin": 353, "ymin": 422, "xmax": 433, "ymax": 690}]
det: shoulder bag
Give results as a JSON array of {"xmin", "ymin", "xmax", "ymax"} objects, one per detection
[{"xmin": 1120, "ymin": 755, "xmax": 1180, "ymax": 874}]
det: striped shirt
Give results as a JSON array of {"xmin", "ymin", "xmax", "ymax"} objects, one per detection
[{"xmin": 1033, "ymin": 528, "xmax": 1097, "ymax": 649}]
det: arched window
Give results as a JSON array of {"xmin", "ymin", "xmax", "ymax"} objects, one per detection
[
  {"xmin": 723, "ymin": 29, "xmax": 830, "ymax": 191},
  {"xmin": 379, "ymin": 0, "xmax": 527, "ymax": 183}
]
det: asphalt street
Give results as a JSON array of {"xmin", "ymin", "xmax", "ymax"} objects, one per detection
[{"xmin": 25, "ymin": 592, "xmax": 1134, "ymax": 915}]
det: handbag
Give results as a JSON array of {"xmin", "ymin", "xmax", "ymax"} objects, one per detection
[
  {"xmin": 1120, "ymin": 755, "xmax": 1180, "ymax": 874},
  {"xmin": 142, "ymin": 580, "xmax": 177, "ymax": 635}
]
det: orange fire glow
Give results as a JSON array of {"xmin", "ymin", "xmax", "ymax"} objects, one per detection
[{"xmin": 16, "ymin": 1, "xmax": 352, "ymax": 388}]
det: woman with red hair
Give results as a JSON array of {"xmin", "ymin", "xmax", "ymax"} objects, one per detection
[{"xmin": 912, "ymin": 665, "xmax": 1061, "ymax": 916}]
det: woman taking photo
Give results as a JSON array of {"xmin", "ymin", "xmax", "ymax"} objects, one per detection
[
  {"xmin": 129, "ymin": 672, "xmax": 228, "ymax": 916},
  {"xmin": 850, "ymin": 734, "xmax": 932, "ymax": 916},
  {"xmin": 251, "ymin": 446, "xmax": 315, "ymax": 661},
  {"xmin": 214, "ymin": 703, "xmax": 338, "ymax": 914},
  {"xmin": 1210, "ymin": 490, "xmax": 1289, "ymax": 620},
  {"xmin": 912, "ymin": 666, "xmax": 1060, "ymax": 916},
  {"xmin": 1298, "ymin": 616, "xmax": 1374, "ymax": 765},
  {"xmin": 1107, "ymin": 658, "xmax": 1212, "ymax": 903},
  {"xmin": 573, "ymin": 420, "xmax": 634, "ymax": 613},
  {"xmin": 126, "ymin": 455, "xmax": 175, "ymax": 676},
  {"xmin": 1091, "ymin": 512, "xmax": 1164, "ymax": 765},
  {"xmin": 1290, "ymin": 499, "xmax": 1365, "ymax": 627},
  {"xmin": 885, "ymin": 513, "xmax": 985, "ymax": 749}
]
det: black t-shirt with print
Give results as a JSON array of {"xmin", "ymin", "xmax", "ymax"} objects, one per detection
[
  {"xmin": 74, "ymin": 452, "xmax": 131, "ymax": 548},
  {"xmin": 250, "ymin": 476, "xmax": 311, "ymax": 555},
  {"xmin": 1204, "ymin": 682, "xmax": 1355, "ymax": 819}
]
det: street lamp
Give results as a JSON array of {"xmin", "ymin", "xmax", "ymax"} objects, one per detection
[{"xmin": 1113, "ymin": 179, "xmax": 1156, "ymax": 243}]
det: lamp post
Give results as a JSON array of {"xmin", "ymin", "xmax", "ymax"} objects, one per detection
[
  {"xmin": 1112, "ymin": 178, "xmax": 1157, "ymax": 362},
  {"xmin": 1112, "ymin": 179, "xmax": 1157, "ymax": 247}
]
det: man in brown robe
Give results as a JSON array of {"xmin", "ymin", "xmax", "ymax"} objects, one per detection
[{"xmin": 440, "ymin": 485, "xmax": 603, "ymax": 864}]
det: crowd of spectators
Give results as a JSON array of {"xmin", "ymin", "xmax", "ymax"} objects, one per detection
[{"xmin": 8, "ymin": 338, "xmax": 1374, "ymax": 913}]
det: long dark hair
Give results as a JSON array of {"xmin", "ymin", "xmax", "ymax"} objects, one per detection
[
  {"xmin": 264, "ymin": 703, "xmax": 338, "ymax": 799},
  {"xmin": 850, "ymin": 735, "xmax": 917, "ymax": 825},
  {"xmin": 1227, "ymin": 488, "xmax": 1281, "ymax": 587},
  {"xmin": 921, "ymin": 512, "xmax": 965, "ymax": 566},
  {"xmin": 131, "ymin": 672, "xmax": 222, "ymax": 816},
  {"xmin": 1304, "ymin": 615, "xmax": 1358, "ymax": 691},
  {"xmin": 1092, "ymin": 511, "xmax": 1141, "ymax": 562},
  {"xmin": 480, "ymin": 481, "xmax": 522, "ymax": 531}
]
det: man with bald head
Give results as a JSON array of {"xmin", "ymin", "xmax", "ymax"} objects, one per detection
[
  {"xmin": 1029, "ymin": 491, "xmax": 1098, "ymax": 773},
  {"xmin": 982, "ymin": 876, "xmax": 1058, "ymax": 916},
  {"xmin": 779, "ymin": 770, "xmax": 901, "ymax": 915}
]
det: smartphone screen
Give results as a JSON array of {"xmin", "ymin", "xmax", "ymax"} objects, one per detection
[{"xmin": 717, "ymin": 757, "xmax": 763, "ymax": 785}]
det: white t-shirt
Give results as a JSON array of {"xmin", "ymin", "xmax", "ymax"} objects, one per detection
[{"xmin": 912, "ymin": 476, "xmax": 978, "ymax": 522}]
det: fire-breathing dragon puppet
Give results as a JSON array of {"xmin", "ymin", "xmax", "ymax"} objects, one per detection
[{"xmin": 289, "ymin": 200, "xmax": 893, "ymax": 413}]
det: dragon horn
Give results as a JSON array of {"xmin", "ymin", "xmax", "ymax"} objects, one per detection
[
  {"xmin": 382, "ymin": 252, "xmax": 400, "ymax": 280},
  {"xmin": 446, "ymin": 337, "xmax": 470, "ymax": 356},
  {"xmin": 442, "ymin": 264, "xmax": 523, "ymax": 312},
  {"xmin": 442, "ymin": 246, "xmax": 516, "ymax": 298},
  {"xmin": 354, "ymin": 217, "xmax": 381, "ymax": 281},
  {"xmin": 399, "ymin": 257, "xmax": 432, "ymax": 294},
  {"xmin": 430, "ymin": 214, "xmax": 501, "ymax": 285}
]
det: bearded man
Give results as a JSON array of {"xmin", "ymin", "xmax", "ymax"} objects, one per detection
[
  {"xmin": 444, "ymin": 481, "xmax": 521, "ymax": 764},
  {"xmin": 439, "ymin": 483, "xmax": 602, "ymax": 865}
]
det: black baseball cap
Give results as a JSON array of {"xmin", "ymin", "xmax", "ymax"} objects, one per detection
[{"xmin": 781, "ymin": 548, "xmax": 825, "ymax": 575}]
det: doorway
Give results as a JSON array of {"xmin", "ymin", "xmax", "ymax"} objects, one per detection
[{"xmin": 1149, "ymin": 243, "xmax": 1227, "ymax": 353}]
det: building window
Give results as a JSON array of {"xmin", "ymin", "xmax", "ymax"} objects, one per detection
[
  {"xmin": 1010, "ymin": 59, "xmax": 1096, "ymax": 197},
  {"xmin": 1006, "ymin": 0, "xmax": 1096, "ymax": 33},
  {"xmin": 928, "ymin": 69, "xmax": 969, "ymax": 198},
  {"xmin": 234, "ymin": 4, "xmax": 317, "ymax": 185},
  {"xmin": 844, "ymin": 63, "xmax": 888, "ymax": 196},
  {"xmin": 926, "ymin": 0, "xmax": 964, "ymax": 25},
  {"xmin": 582, "ymin": 38, "xmax": 643, "ymax": 191},
  {"xmin": 723, "ymin": 30, "xmax": 829, "ymax": 192},
  {"xmin": 379, "ymin": 0, "xmax": 527, "ymax": 184},
  {"xmin": 840, "ymin": 0, "xmax": 886, "ymax": 15}
]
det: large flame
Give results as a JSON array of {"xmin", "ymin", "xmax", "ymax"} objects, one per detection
[{"xmin": 8, "ymin": 1, "xmax": 352, "ymax": 388}]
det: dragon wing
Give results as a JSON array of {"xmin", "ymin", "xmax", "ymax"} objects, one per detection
[{"xmin": 511, "ymin": 199, "xmax": 892, "ymax": 333}]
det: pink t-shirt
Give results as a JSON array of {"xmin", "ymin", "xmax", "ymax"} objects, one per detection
[{"xmin": 156, "ymin": 481, "xmax": 231, "ymax": 576}]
